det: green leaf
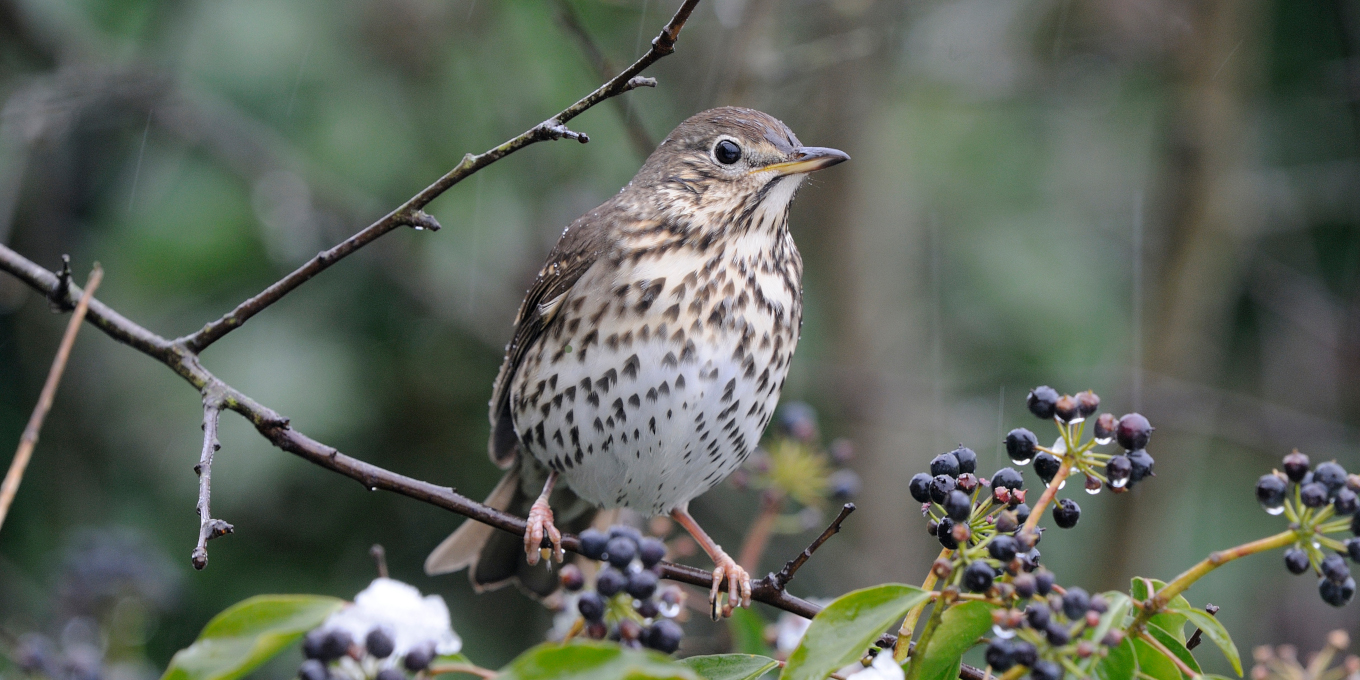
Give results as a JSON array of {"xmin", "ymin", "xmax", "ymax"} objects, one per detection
[
  {"xmin": 728, "ymin": 608, "xmax": 775, "ymax": 656},
  {"xmin": 681, "ymin": 655, "xmax": 779, "ymax": 680},
  {"xmin": 913, "ymin": 601, "xmax": 996, "ymax": 680},
  {"xmin": 1172, "ymin": 607, "xmax": 1242, "ymax": 676},
  {"xmin": 1079, "ymin": 592, "xmax": 1132, "ymax": 676},
  {"xmin": 1145, "ymin": 624, "xmax": 1201, "ymax": 677},
  {"xmin": 1095, "ymin": 638, "xmax": 1137, "ymax": 680},
  {"xmin": 160, "ymin": 595, "xmax": 345, "ymax": 680},
  {"xmin": 780, "ymin": 584, "xmax": 930, "ymax": 680},
  {"xmin": 497, "ymin": 642, "xmax": 697, "ymax": 680},
  {"xmin": 1129, "ymin": 578, "xmax": 1189, "ymax": 643},
  {"xmin": 1133, "ymin": 636, "xmax": 1183, "ymax": 680}
]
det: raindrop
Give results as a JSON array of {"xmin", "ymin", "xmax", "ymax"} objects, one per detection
[
  {"xmin": 413, "ymin": 225, "xmax": 425, "ymax": 231},
  {"xmin": 369, "ymin": 486, "xmax": 377, "ymax": 492},
  {"xmin": 1069, "ymin": 417, "xmax": 1086, "ymax": 425},
  {"xmin": 658, "ymin": 601, "xmax": 681, "ymax": 618},
  {"xmin": 1058, "ymin": 480, "xmax": 1067, "ymax": 490},
  {"xmin": 992, "ymin": 625, "xmax": 1016, "ymax": 639},
  {"xmin": 1111, "ymin": 478, "xmax": 1128, "ymax": 489},
  {"xmin": 1266, "ymin": 506, "xmax": 1285, "ymax": 516},
  {"xmin": 1013, "ymin": 457, "xmax": 1032, "ymax": 466},
  {"xmin": 1095, "ymin": 436, "xmax": 1112, "ymax": 446},
  {"xmin": 1052, "ymin": 438, "xmax": 1067, "ymax": 454},
  {"xmin": 1085, "ymin": 486, "xmax": 1101, "ymax": 495}
]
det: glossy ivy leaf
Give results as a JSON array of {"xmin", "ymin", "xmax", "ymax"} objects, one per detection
[
  {"xmin": 1173, "ymin": 606, "xmax": 1243, "ymax": 676},
  {"xmin": 681, "ymin": 654, "xmax": 780, "ymax": 680},
  {"xmin": 433, "ymin": 653, "xmax": 473, "ymax": 667},
  {"xmin": 496, "ymin": 642, "xmax": 697, "ymax": 680},
  {"xmin": 1145, "ymin": 624, "xmax": 1201, "ymax": 676},
  {"xmin": 160, "ymin": 595, "xmax": 345, "ymax": 680},
  {"xmin": 1133, "ymin": 636, "xmax": 1183, "ymax": 680},
  {"xmin": 1130, "ymin": 578, "xmax": 1190, "ymax": 642},
  {"xmin": 781, "ymin": 584, "xmax": 930, "ymax": 680},
  {"xmin": 728, "ymin": 608, "xmax": 775, "ymax": 657},
  {"xmin": 913, "ymin": 601, "xmax": 996, "ymax": 680},
  {"xmin": 1095, "ymin": 637, "xmax": 1137, "ymax": 680}
]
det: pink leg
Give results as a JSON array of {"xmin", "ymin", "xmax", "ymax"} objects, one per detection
[
  {"xmin": 524, "ymin": 471, "xmax": 563, "ymax": 566},
  {"xmin": 671, "ymin": 504, "xmax": 751, "ymax": 618}
]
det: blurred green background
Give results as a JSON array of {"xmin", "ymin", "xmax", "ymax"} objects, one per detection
[{"xmin": 1, "ymin": 0, "xmax": 1358, "ymax": 676}]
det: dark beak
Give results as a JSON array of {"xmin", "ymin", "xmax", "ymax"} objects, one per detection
[{"xmin": 759, "ymin": 146, "xmax": 851, "ymax": 176}]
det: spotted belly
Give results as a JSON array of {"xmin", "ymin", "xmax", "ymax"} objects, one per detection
[{"xmin": 509, "ymin": 258, "xmax": 799, "ymax": 515}]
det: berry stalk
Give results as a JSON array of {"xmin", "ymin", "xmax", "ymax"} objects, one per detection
[
  {"xmin": 894, "ymin": 547, "xmax": 952, "ymax": 662},
  {"xmin": 1022, "ymin": 455, "xmax": 1073, "ymax": 534},
  {"xmin": 1131, "ymin": 529, "xmax": 1297, "ymax": 629}
]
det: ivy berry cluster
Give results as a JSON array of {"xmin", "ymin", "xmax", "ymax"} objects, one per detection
[
  {"xmin": 909, "ymin": 447, "xmax": 1040, "ymax": 581},
  {"xmin": 1254, "ymin": 450, "xmax": 1359, "ymax": 606},
  {"xmin": 565, "ymin": 525, "xmax": 686, "ymax": 653},
  {"xmin": 298, "ymin": 627, "xmax": 435, "ymax": 680},
  {"xmin": 984, "ymin": 573, "xmax": 1121, "ymax": 680}
]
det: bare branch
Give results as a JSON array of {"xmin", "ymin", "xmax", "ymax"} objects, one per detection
[
  {"xmin": 0, "ymin": 263, "xmax": 102, "ymax": 532},
  {"xmin": 554, "ymin": 0, "xmax": 657, "ymax": 158},
  {"xmin": 766, "ymin": 503, "xmax": 855, "ymax": 592},
  {"xmin": 190, "ymin": 386, "xmax": 233, "ymax": 570},
  {"xmin": 178, "ymin": 0, "xmax": 701, "ymax": 354}
]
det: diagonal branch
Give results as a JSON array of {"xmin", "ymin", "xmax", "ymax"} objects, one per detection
[
  {"xmin": 178, "ymin": 0, "xmax": 701, "ymax": 354},
  {"xmin": 0, "ymin": 263, "xmax": 102, "ymax": 532},
  {"xmin": 765, "ymin": 503, "xmax": 855, "ymax": 592}
]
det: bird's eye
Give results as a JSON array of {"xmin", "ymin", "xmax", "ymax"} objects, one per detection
[{"xmin": 714, "ymin": 139, "xmax": 742, "ymax": 165}]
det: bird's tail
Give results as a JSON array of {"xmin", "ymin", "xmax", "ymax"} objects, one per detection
[{"xmin": 424, "ymin": 464, "xmax": 600, "ymax": 599}]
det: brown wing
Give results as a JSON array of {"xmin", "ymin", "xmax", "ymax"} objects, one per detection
[{"xmin": 487, "ymin": 209, "xmax": 616, "ymax": 468}]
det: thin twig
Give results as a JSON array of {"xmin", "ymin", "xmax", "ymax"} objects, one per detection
[
  {"xmin": 371, "ymin": 544, "xmax": 389, "ymax": 578},
  {"xmin": 177, "ymin": 0, "xmax": 700, "ymax": 354},
  {"xmin": 190, "ymin": 385, "xmax": 233, "ymax": 570},
  {"xmin": 0, "ymin": 263, "xmax": 102, "ymax": 532},
  {"xmin": 1184, "ymin": 603, "xmax": 1218, "ymax": 651},
  {"xmin": 765, "ymin": 503, "xmax": 855, "ymax": 592}
]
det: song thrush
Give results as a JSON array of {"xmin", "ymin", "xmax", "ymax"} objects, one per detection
[{"xmin": 425, "ymin": 107, "xmax": 848, "ymax": 616}]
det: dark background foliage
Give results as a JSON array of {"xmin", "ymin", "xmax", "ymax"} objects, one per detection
[{"xmin": 0, "ymin": 0, "xmax": 1357, "ymax": 676}]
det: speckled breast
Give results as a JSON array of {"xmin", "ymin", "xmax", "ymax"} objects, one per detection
[{"xmin": 509, "ymin": 237, "xmax": 802, "ymax": 515}]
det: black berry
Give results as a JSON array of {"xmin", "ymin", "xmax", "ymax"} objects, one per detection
[
  {"xmin": 605, "ymin": 536, "xmax": 637, "ymax": 567},
  {"xmin": 579, "ymin": 529, "xmax": 609, "ymax": 560},
  {"xmin": 302, "ymin": 630, "xmax": 327, "ymax": 660},
  {"xmin": 1116, "ymin": 413, "xmax": 1153, "ymax": 450},
  {"xmin": 1030, "ymin": 660, "xmax": 1063, "ymax": 680},
  {"xmin": 1020, "ymin": 549, "xmax": 1041, "ymax": 572},
  {"xmin": 989, "ymin": 535, "xmax": 1019, "ymax": 562},
  {"xmin": 930, "ymin": 475, "xmax": 957, "ymax": 504},
  {"xmin": 637, "ymin": 538, "xmax": 667, "ymax": 568},
  {"xmin": 1301, "ymin": 482, "xmax": 1329, "ymax": 508},
  {"xmin": 1321, "ymin": 554, "xmax": 1350, "ymax": 584},
  {"xmin": 1334, "ymin": 489, "xmax": 1358, "ymax": 516},
  {"xmin": 1353, "ymin": 512, "xmax": 1360, "ymax": 535},
  {"xmin": 1054, "ymin": 395, "xmax": 1080, "ymax": 423},
  {"xmin": 1025, "ymin": 602, "xmax": 1051, "ymax": 629},
  {"xmin": 931, "ymin": 453, "xmax": 961, "ymax": 478},
  {"xmin": 1027, "ymin": 386, "xmax": 1060, "ymax": 420},
  {"xmin": 1316, "ymin": 462, "xmax": 1348, "ymax": 493},
  {"xmin": 1347, "ymin": 538, "xmax": 1360, "ymax": 562},
  {"xmin": 944, "ymin": 490, "xmax": 973, "ymax": 522},
  {"xmin": 1076, "ymin": 390, "xmax": 1100, "ymax": 418},
  {"xmin": 1094, "ymin": 413, "xmax": 1117, "ymax": 442},
  {"xmin": 578, "ymin": 591, "xmax": 605, "ymax": 620},
  {"xmin": 995, "ymin": 511, "xmax": 1019, "ymax": 534},
  {"xmin": 951, "ymin": 446, "xmax": 978, "ymax": 474},
  {"xmin": 909, "ymin": 473, "xmax": 933, "ymax": 503},
  {"xmin": 627, "ymin": 569, "xmax": 659, "ymax": 599},
  {"xmin": 1012, "ymin": 641, "xmax": 1039, "ymax": 668},
  {"xmin": 1255, "ymin": 473, "xmax": 1288, "ymax": 511},
  {"xmin": 319, "ymin": 630, "xmax": 352, "ymax": 662},
  {"xmin": 643, "ymin": 619, "xmax": 683, "ymax": 653},
  {"xmin": 1014, "ymin": 503, "xmax": 1031, "ymax": 526},
  {"xmin": 375, "ymin": 670, "xmax": 403, "ymax": 680},
  {"xmin": 1013, "ymin": 573, "xmax": 1036, "ymax": 599},
  {"xmin": 403, "ymin": 643, "xmax": 435, "ymax": 672},
  {"xmin": 609, "ymin": 525, "xmax": 643, "ymax": 541},
  {"xmin": 1006, "ymin": 428, "xmax": 1039, "ymax": 463},
  {"xmin": 560, "ymin": 564, "xmax": 585, "ymax": 591},
  {"xmin": 985, "ymin": 640, "xmax": 1016, "ymax": 671},
  {"xmin": 992, "ymin": 468, "xmax": 1025, "ymax": 491},
  {"xmin": 936, "ymin": 517, "xmax": 959, "ymax": 549},
  {"xmin": 365, "ymin": 628, "xmax": 395, "ymax": 659},
  {"xmin": 1062, "ymin": 587, "xmax": 1090, "ymax": 619},
  {"xmin": 963, "ymin": 561, "xmax": 995, "ymax": 593},
  {"xmin": 1033, "ymin": 454, "xmax": 1062, "ymax": 485},
  {"xmin": 1044, "ymin": 620, "xmax": 1071, "ymax": 646},
  {"xmin": 1035, "ymin": 571, "xmax": 1055, "ymax": 596},
  {"xmin": 1053, "ymin": 499, "xmax": 1081, "ymax": 529},
  {"xmin": 1319, "ymin": 576, "xmax": 1356, "ymax": 607},
  {"xmin": 637, "ymin": 599, "xmax": 659, "ymax": 619},
  {"xmin": 596, "ymin": 566, "xmax": 627, "ymax": 596},
  {"xmin": 1284, "ymin": 548, "xmax": 1310, "ymax": 575},
  {"xmin": 1127, "ymin": 449, "xmax": 1155, "ymax": 484},
  {"xmin": 1089, "ymin": 595, "xmax": 1109, "ymax": 614},
  {"xmin": 1105, "ymin": 455, "xmax": 1132, "ymax": 489},
  {"xmin": 1282, "ymin": 451, "xmax": 1310, "ymax": 482}
]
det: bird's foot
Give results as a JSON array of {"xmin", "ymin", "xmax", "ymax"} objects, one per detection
[
  {"xmin": 523, "ymin": 498, "xmax": 563, "ymax": 566},
  {"xmin": 708, "ymin": 551, "xmax": 752, "ymax": 620}
]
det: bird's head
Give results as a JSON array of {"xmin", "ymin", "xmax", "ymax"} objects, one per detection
[{"xmin": 630, "ymin": 107, "xmax": 849, "ymax": 236}]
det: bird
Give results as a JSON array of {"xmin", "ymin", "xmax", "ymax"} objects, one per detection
[{"xmin": 424, "ymin": 107, "xmax": 848, "ymax": 616}]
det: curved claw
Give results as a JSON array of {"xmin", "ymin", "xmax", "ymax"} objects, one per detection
[
  {"xmin": 708, "ymin": 553, "xmax": 752, "ymax": 619},
  {"xmin": 524, "ymin": 498, "xmax": 563, "ymax": 566}
]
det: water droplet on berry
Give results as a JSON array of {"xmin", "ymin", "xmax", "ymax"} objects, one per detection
[
  {"xmin": 1095, "ymin": 436, "xmax": 1112, "ymax": 445},
  {"xmin": 1052, "ymin": 439, "xmax": 1067, "ymax": 454},
  {"xmin": 1085, "ymin": 486, "xmax": 1100, "ymax": 495},
  {"xmin": 1110, "ymin": 478, "xmax": 1128, "ymax": 489},
  {"xmin": 658, "ymin": 601, "xmax": 681, "ymax": 618},
  {"xmin": 1266, "ymin": 506, "xmax": 1285, "ymax": 516},
  {"xmin": 1058, "ymin": 480, "xmax": 1067, "ymax": 490},
  {"xmin": 412, "ymin": 225, "xmax": 425, "ymax": 231},
  {"xmin": 992, "ymin": 625, "xmax": 1016, "ymax": 639},
  {"xmin": 1013, "ymin": 457, "xmax": 1032, "ymax": 465}
]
